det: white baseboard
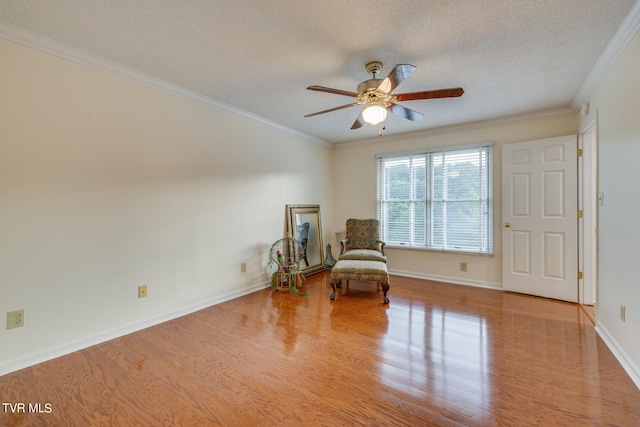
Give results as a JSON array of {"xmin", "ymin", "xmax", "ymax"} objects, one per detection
[
  {"xmin": 389, "ymin": 268, "xmax": 503, "ymax": 290},
  {"xmin": 0, "ymin": 282, "xmax": 270, "ymax": 377},
  {"xmin": 595, "ymin": 322, "xmax": 640, "ymax": 390}
]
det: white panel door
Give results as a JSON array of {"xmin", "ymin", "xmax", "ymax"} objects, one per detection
[{"xmin": 502, "ymin": 135, "xmax": 578, "ymax": 302}]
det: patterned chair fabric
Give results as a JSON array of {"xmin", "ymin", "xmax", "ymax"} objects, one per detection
[
  {"xmin": 330, "ymin": 259, "xmax": 390, "ymax": 304},
  {"xmin": 331, "ymin": 260, "xmax": 389, "ymax": 282},
  {"xmin": 339, "ymin": 218, "xmax": 387, "ymax": 263}
]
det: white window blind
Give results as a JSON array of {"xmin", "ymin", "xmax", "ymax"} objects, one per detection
[{"xmin": 377, "ymin": 144, "xmax": 493, "ymax": 254}]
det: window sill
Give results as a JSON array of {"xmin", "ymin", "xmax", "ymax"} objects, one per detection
[{"xmin": 385, "ymin": 244, "xmax": 494, "ymax": 257}]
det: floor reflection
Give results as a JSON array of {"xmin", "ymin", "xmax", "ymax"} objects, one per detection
[
  {"xmin": 269, "ymin": 289, "xmax": 305, "ymax": 355},
  {"xmin": 380, "ymin": 300, "xmax": 491, "ymax": 419}
]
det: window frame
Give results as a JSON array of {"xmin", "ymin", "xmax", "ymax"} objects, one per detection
[{"xmin": 376, "ymin": 142, "xmax": 494, "ymax": 256}]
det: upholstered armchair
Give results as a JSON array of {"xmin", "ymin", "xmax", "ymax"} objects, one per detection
[{"xmin": 339, "ymin": 218, "xmax": 387, "ymax": 263}]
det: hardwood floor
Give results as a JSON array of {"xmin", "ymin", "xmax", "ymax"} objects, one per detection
[{"xmin": 2, "ymin": 272, "xmax": 639, "ymax": 426}]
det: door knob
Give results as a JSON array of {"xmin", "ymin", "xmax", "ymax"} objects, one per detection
[{"xmin": 504, "ymin": 222, "xmax": 511, "ymax": 228}]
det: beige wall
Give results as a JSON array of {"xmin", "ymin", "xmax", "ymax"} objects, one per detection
[
  {"xmin": 332, "ymin": 116, "xmax": 578, "ymax": 288},
  {"xmin": 582, "ymin": 29, "xmax": 640, "ymax": 384},
  {"xmin": 0, "ymin": 38, "xmax": 333, "ymax": 374}
]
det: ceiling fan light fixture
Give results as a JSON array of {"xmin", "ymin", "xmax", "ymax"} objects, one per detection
[
  {"xmin": 362, "ymin": 104, "xmax": 387, "ymax": 125},
  {"xmin": 305, "ymin": 62, "xmax": 464, "ymax": 131}
]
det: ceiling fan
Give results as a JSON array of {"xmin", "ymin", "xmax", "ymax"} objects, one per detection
[{"xmin": 305, "ymin": 61, "xmax": 464, "ymax": 130}]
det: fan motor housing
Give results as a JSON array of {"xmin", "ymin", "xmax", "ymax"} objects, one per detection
[
  {"xmin": 357, "ymin": 79, "xmax": 384, "ymax": 93},
  {"xmin": 357, "ymin": 79, "xmax": 396, "ymax": 105}
]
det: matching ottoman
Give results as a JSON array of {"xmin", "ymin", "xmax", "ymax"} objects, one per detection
[{"xmin": 330, "ymin": 260, "xmax": 390, "ymax": 304}]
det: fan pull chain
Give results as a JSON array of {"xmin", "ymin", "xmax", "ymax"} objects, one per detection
[{"xmin": 378, "ymin": 124, "xmax": 386, "ymax": 136}]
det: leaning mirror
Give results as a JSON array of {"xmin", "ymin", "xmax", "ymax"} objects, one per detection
[{"xmin": 286, "ymin": 204, "xmax": 324, "ymax": 276}]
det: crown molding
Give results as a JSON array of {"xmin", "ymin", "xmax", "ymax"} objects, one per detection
[
  {"xmin": 333, "ymin": 106, "xmax": 575, "ymax": 149},
  {"xmin": 0, "ymin": 22, "xmax": 330, "ymax": 148},
  {"xmin": 4, "ymin": 0, "xmax": 638, "ymax": 151},
  {"xmin": 334, "ymin": 0, "xmax": 640, "ymax": 149},
  {"xmin": 572, "ymin": 0, "xmax": 640, "ymax": 110},
  {"xmin": 334, "ymin": 1, "xmax": 640, "ymax": 149}
]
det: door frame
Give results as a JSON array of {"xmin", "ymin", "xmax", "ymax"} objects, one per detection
[{"xmin": 578, "ymin": 110, "xmax": 599, "ymax": 310}]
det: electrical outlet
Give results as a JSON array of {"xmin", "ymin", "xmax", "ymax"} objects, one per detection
[
  {"xmin": 6, "ymin": 309, "xmax": 24, "ymax": 329},
  {"xmin": 138, "ymin": 284, "xmax": 148, "ymax": 298},
  {"xmin": 241, "ymin": 262, "xmax": 247, "ymax": 273},
  {"xmin": 460, "ymin": 262, "xmax": 468, "ymax": 272},
  {"xmin": 620, "ymin": 304, "xmax": 626, "ymax": 322}
]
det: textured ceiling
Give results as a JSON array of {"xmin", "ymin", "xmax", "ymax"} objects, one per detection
[{"xmin": 0, "ymin": 1, "xmax": 638, "ymax": 144}]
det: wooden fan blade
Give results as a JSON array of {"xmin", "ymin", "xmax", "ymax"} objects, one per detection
[
  {"xmin": 377, "ymin": 64, "xmax": 416, "ymax": 93},
  {"xmin": 389, "ymin": 103, "xmax": 424, "ymax": 121},
  {"xmin": 351, "ymin": 111, "xmax": 365, "ymax": 129},
  {"xmin": 304, "ymin": 102, "xmax": 359, "ymax": 118},
  {"xmin": 395, "ymin": 87, "xmax": 464, "ymax": 102},
  {"xmin": 307, "ymin": 85, "xmax": 358, "ymax": 97}
]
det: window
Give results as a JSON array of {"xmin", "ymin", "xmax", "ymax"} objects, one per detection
[{"xmin": 377, "ymin": 143, "xmax": 493, "ymax": 254}]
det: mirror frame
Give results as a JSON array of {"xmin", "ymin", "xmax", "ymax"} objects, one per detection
[{"xmin": 286, "ymin": 204, "xmax": 324, "ymax": 276}]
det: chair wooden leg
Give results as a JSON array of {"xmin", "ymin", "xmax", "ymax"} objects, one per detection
[
  {"xmin": 330, "ymin": 278, "xmax": 341, "ymax": 300},
  {"xmin": 379, "ymin": 280, "xmax": 390, "ymax": 304}
]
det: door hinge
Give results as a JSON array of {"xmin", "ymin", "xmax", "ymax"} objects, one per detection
[
  {"xmin": 578, "ymin": 210, "xmax": 583, "ymax": 218},
  {"xmin": 577, "ymin": 149, "xmax": 583, "ymax": 157},
  {"xmin": 578, "ymin": 271, "xmax": 584, "ymax": 280}
]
